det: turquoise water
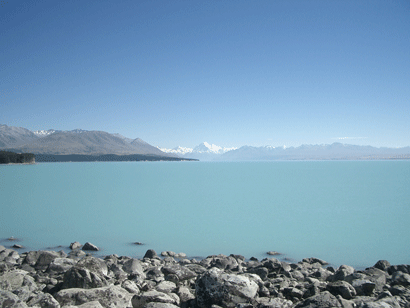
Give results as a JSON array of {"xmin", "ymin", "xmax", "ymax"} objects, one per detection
[{"xmin": 1, "ymin": 161, "xmax": 409, "ymax": 268}]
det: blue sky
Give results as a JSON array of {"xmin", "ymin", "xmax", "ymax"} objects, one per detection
[{"xmin": 1, "ymin": 0, "xmax": 409, "ymax": 148}]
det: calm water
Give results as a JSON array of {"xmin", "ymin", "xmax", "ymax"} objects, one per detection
[{"xmin": 1, "ymin": 161, "xmax": 409, "ymax": 268}]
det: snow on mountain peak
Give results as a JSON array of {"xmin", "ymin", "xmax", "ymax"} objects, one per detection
[{"xmin": 159, "ymin": 142, "xmax": 237, "ymax": 155}]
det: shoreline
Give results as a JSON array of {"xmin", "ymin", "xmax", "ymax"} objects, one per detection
[{"xmin": 1, "ymin": 244, "xmax": 409, "ymax": 308}]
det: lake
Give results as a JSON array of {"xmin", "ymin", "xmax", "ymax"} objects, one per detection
[{"xmin": 1, "ymin": 161, "xmax": 409, "ymax": 269}]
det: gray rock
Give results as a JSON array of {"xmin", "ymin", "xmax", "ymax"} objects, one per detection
[
  {"xmin": 144, "ymin": 249, "xmax": 158, "ymax": 259},
  {"xmin": 123, "ymin": 258, "xmax": 145, "ymax": 277},
  {"xmin": 82, "ymin": 242, "xmax": 99, "ymax": 251},
  {"xmin": 0, "ymin": 248, "xmax": 20, "ymax": 262},
  {"xmin": 391, "ymin": 271, "xmax": 410, "ymax": 286},
  {"xmin": 121, "ymin": 280, "xmax": 140, "ymax": 294},
  {"xmin": 62, "ymin": 267, "xmax": 108, "ymax": 289},
  {"xmin": 327, "ymin": 281, "xmax": 356, "ymax": 299},
  {"xmin": 302, "ymin": 258, "xmax": 329, "ymax": 265},
  {"xmin": 64, "ymin": 301, "xmax": 104, "ymax": 308},
  {"xmin": 373, "ymin": 260, "xmax": 391, "ymax": 272},
  {"xmin": 359, "ymin": 297, "xmax": 401, "ymax": 308},
  {"xmin": 26, "ymin": 292, "xmax": 61, "ymax": 308},
  {"xmin": 144, "ymin": 303, "xmax": 180, "ymax": 308},
  {"xmin": 68, "ymin": 249, "xmax": 87, "ymax": 260},
  {"xmin": 256, "ymin": 297, "xmax": 293, "ymax": 308},
  {"xmin": 70, "ymin": 241, "xmax": 82, "ymax": 250},
  {"xmin": 131, "ymin": 290, "xmax": 179, "ymax": 308},
  {"xmin": 155, "ymin": 281, "xmax": 177, "ymax": 293},
  {"xmin": 34, "ymin": 250, "xmax": 61, "ymax": 270},
  {"xmin": 54, "ymin": 285, "xmax": 132, "ymax": 308},
  {"xmin": 388, "ymin": 264, "xmax": 410, "ymax": 275},
  {"xmin": 161, "ymin": 264, "xmax": 196, "ymax": 283},
  {"xmin": 175, "ymin": 253, "xmax": 187, "ymax": 259},
  {"xmin": 295, "ymin": 291, "xmax": 342, "ymax": 308},
  {"xmin": 351, "ymin": 279, "xmax": 376, "ymax": 296},
  {"xmin": 0, "ymin": 269, "xmax": 37, "ymax": 292},
  {"xmin": 77, "ymin": 256, "xmax": 108, "ymax": 276},
  {"xmin": 328, "ymin": 265, "xmax": 355, "ymax": 282},
  {"xmin": 47, "ymin": 257, "xmax": 76, "ymax": 273},
  {"xmin": 195, "ymin": 267, "xmax": 259, "ymax": 308},
  {"xmin": 177, "ymin": 286, "xmax": 195, "ymax": 304},
  {"xmin": 0, "ymin": 290, "xmax": 21, "ymax": 307}
]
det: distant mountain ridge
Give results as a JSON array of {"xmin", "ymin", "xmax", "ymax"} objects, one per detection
[
  {"xmin": 160, "ymin": 142, "xmax": 410, "ymax": 161},
  {"xmin": 0, "ymin": 124, "xmax": 171, "ymax": 156}
]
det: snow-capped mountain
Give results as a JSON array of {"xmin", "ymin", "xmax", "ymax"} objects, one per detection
[
  {"xmin": 158, "ymin": 142, "xmax": 238, "ymax": 161},
  {"xmin": 33, "ymin": 129, "xmax": 59, "ymax": 137},
  {"xmin": 159, "ymin": 142, "xmax": 237, "ymax": 156}
]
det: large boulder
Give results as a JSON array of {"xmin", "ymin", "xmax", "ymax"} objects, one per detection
[
  {"xmin": 123, "ymin": 258, "xmax": 145, "ymax": 277},
  {"xmin": 62, "ymin": 267, "xmax": 108, "ymax": 289},
  {"xmin": 0, "ymin": 269, "xmax": 37, "ymax": 292},
  {"xmin": 327, "ymin": 281, "xmax": 356, "ymax": 299},
  {"xmin": 131, "ymin": 290, "xmax": 179, "ymax": 308},
  {"xmin": 47, "ymin": 257, "xmax": 76, "ymax": 273},
  {"xmin": 54, "ymin": 285, "xmax": 132, "ymax": 308},
  {"xmin": 26, "ymin": 292, "xmax": 60, "ymax": 308},
  {"xmin": 34, "ymin": 250, "xmax": 62, "ymax": 270},
  {"xmin": 82, "ymin": 242, "xmax": 99, "ymax": 251},
  {"xmin": 161, "ymin": 264, "xmax": 196, "ymax": 283},
  {"xmin": 195, "ymin": 267, "xmax": 259, "ymax": 308},
  {"xmin": 295, "ymin": 291, "xmax": 342, "ymax": 308}
]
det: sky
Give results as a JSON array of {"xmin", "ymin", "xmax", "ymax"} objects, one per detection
[{"xmin": 1, "ymin": 0, "xmax": 409, "ymax": 149}]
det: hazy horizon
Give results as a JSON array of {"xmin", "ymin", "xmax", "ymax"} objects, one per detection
[{"xmin": 1, "ymin": 1, "xmax": 409, "ymax": 149}]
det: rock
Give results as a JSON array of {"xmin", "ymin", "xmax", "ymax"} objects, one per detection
[
  {"xmin": 0, "ymin": 269, "xmax": 37, "ymax": 292},
  {"xmin": 373, "ymin": 260, "xmax": 391, "ymax": 272},
  {"xmin": 144, "ymin": 303, "xmax": 180, "ymax": 308},
  {"xmin": 155, "ymin": 281, "xmax": 177, "ymax": 293},
  {"xmin": 12, "ymin": 244, "xmax": 24, "ymax": 249},
  {"xmin": 302, "ymin": 257, "xmax": 329, "ymax": 265},
  {"xmin": 195, "ymin": 267, "xmax": 259, "ymax": 308},
  {"xmin": 77, "ymin": 256, "xmax": 108, "ymax": 276},
  {"xmin": 123, "ymin": 258, "xmax": 145, "ymax": 277},
  {"xmin": 391, "ymin": 271, "xmax": 410, "ymax": 286},
  {"xmin": 327, "ymin": 281, "xmax": 356, "ymax": 299},
  {"xmin": 121, "ymin": 280, "xmax": 140, "ymax": 294},
  {"xmin": 68, "ymin": 249, "xmax": 87, "ymax": 259},
  {"xmin": 327, "ymin": 265, "xmax": 355, "ymax": 282},
  {"xmin": 65, "ymin": 301, "xmax": 104, "ymax": 308},
  {"xmin": 256, "ymin": 297, "xmax": 293, "ymax": 307},
  {"xmin": 177, "ymin": 286, "xmax": 195, "ymax": 304},
  {"xmin": 62, "ymin": 267, "xmax": 108, "ymax": 289},
  {"xmin": 359, "ymin": 297, "xmax": 401, "ymax": 308},
  {"xmin": 0, "ymin": 248, "xmax": 20, "ymax": 262},
  {"xmin": 0, "ymin": 290, "xmax": 24, "ymax": 307},
  {"xmin": 351, "ymin": 279, "xmax": 376, "ymax": 296},
  {"xmin": 144, "ymin": 249, "xmax": 158, "ymax": 259},
  {"xmin": 175, "ymin": 253, "xmax": 187, "ymax": 259},
  {"xmin": 55, "ymin": 285, "xmax": 132, "ymax": 308},
  {"xmin": 162, "ymin": 264, "xmax": 197, "ymax": 283},
  {"xmin": 70, "ymin": 241, "xmax": 82, "ymax": 250},
  {"xmin": 295, "ymin": 291, "xmax": 342, "ymax": 308},
  {"xmin": 47, "ymin": 257, "xmax": 76, "ymax": 273},
  {"xmin": 26, "ymin": 292, "xmax": 61, "ymax": 308},
  {"xmin": 131, "ymin": 290, "xmax": 179, "ymax": 307},
  {"xmin": 82, "ymin": 242, "xmax": 99, "ymax": 251},
  {"xmin": 267, "ymin": 251, "xmax": 282, "ymax": 256},
  {"xmin": 34, "ymin": 250, "xmax": 61, "ymax": 269}
]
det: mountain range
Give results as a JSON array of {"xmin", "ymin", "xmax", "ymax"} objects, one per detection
[
  {"xmin": 1, "ymin": 124, "xmax": 409, "ymax": 160},
  {"xmin": 160, "ymin": 142, "xmax": 410, "ymax": 161},
  {"xmin": 0, "ymin": 124, "xmax": 169, "ymax": 156}
]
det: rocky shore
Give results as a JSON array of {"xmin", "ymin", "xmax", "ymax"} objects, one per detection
[{"xmin": 1, "ymin": 243, "xmax": 410, "ymax": 308}]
